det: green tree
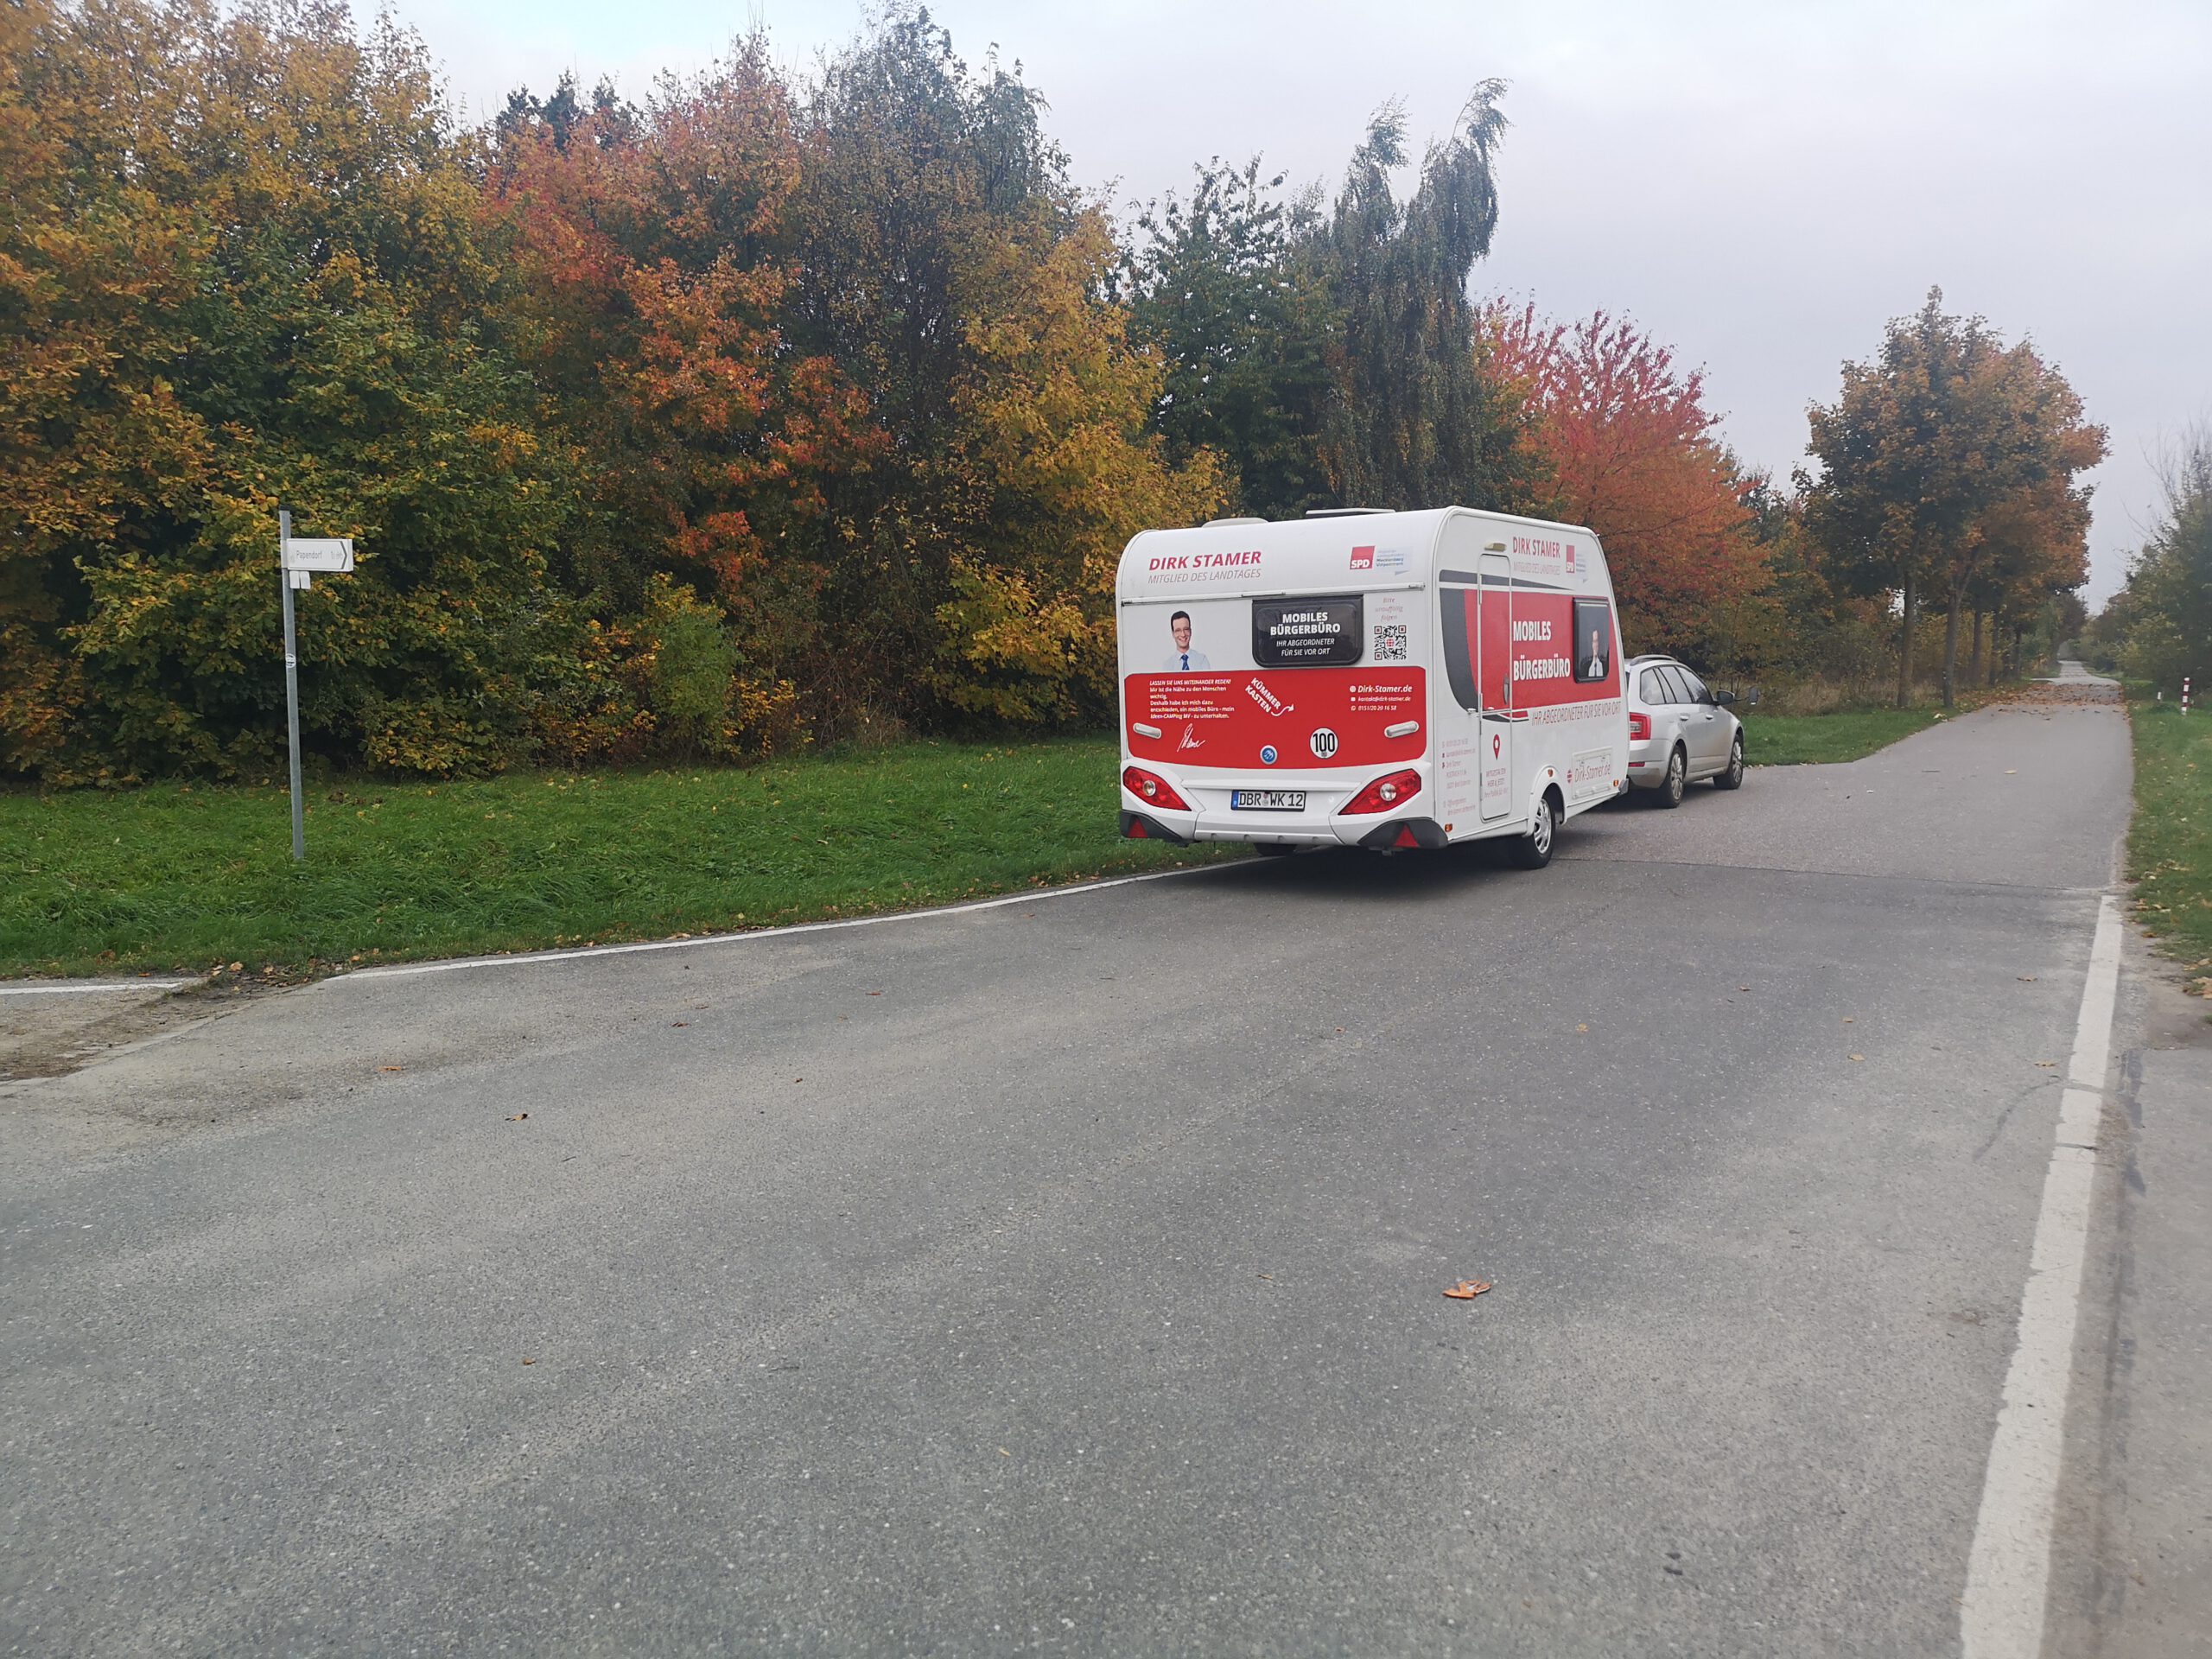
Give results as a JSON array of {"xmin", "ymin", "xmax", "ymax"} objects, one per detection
[
  {"xmin": 2094, "ymin": 429, "xmax": 2212, "ymax": 695},
  {"xmin": 1120, "ymin": 157, "xmax": 1334, "ymax": 518},
  {"xmin": 1303, "ymin": 89, "xmax": 1538, "ymax": 512}
]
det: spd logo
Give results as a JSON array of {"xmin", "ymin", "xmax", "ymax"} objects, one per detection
[
  {"xmin": 1309, "ymin": 728, "xmax": 1339, "ymax": 760},
  {"xmin": 1350, "ymin": 545, "xmax": 1375, "ymax": 570}
]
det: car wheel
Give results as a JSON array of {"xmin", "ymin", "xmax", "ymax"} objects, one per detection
[
  {"xmin": 1252, "ymin": 842, "xmax": 1300, "ymax": 857},
  {"xmin": 1658, "ymin": 747, "xmax": 1688, "ymax": 808},
  {"xmin": 1510, "ymin": 793, "xmax": 1559, "ymax": 869},
  {"xmin": 1713, "ymin": 734, "xmax": 1745, "ymax": 791}
]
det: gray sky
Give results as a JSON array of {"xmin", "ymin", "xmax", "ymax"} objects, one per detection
[{"xmin": 404, "ymin": 0, "xmax": 2212, "ymax": 604}]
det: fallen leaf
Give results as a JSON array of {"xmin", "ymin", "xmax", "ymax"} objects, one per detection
[
  {"xmin": 506, "ymin": 1112, "xmax": 529, "ymax": 1121},
  {"xmin": 2035, "ymin": 1061, "xmax": 2056, "ymax": 1068},
  {"xmin": 1843, "ymin": 1017, "xmax": 1855, "ymax": 1023},
  {"xmin": 1575, "ymin": 1023, "xmax": 1588, "ymax": 1033},
  {"xmin": 2018, "ymin": 975, "xmax": 2037, "ymax": 982},
  {"xmin": 522, "ymin": 1357, "xmax": 536, "ymax": 1365},
  {"xmin": 998, "ymin": 1447, "xmax": 1011, "ymax": 1457},
  {"xmin": 378, "ymin": 1065, "xmax": 404, "ymax": 1072},
  {"xmin": 794, "ymin": 1077, "xmax": 804, "ymax": 1084},
  {"xmin": 1849, "ymin": 1054, "xmax": 1865, "ymax": 1062},
  {"xmin": 671, "ymin": 1020, "xmax": 688, "ymax": 1027},
  {"xmin": 1738, "ymin": 985, "xmax": 1751, "ymax": 992},
  {"xmin": 868, "ymin": 991, "xmax": 883, "ymax": 996},
  {"xmin": 1256, "ymin": 1273, "xmax": 1274, "ymax": 1281},
  {"xmin": 1443, "ymin": 1280, "xmax": 1492, "ymax": 1300},
  {"xmin": 2005, "ymin": 769, "xmax": 2018, "ymax": 775}
]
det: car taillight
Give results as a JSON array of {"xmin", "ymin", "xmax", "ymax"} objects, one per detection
[
  {"xmin": 1629, "ymin": 711, "xmax": 1650, "ymax": 741},
  {"xmin": 1340, "ymin": 769, "xmax": 1422, "ymax": 816},
  {"xmin": 1122, "ymin": 766, "xmax": 1190, "ymax": 811}
]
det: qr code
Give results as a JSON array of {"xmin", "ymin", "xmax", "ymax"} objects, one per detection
[{"xmin": 1372, "ymin": 624, "xmax": 1408, "ymax": 662}]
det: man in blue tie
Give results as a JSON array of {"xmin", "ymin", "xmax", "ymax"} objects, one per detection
[{"xmin": 1163, "ymin": 610, "xmax": 1211, "ymax": 671}]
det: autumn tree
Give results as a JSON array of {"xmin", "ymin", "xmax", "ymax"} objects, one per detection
[
  {"xmin": 2, "ymin": 0, "xmax": 576, "ymax": 780},
  {"xmin": 1803, "ymin": 289, "xmax": 2104, "ymax": 707},
  {"xmin": 780, "ymin": 10, "xmax": 1222, "ymax": 729},
  {"xmin": 488, "ymin": 35, "xmax": 887, "ymax": 751},
  {"xmin": 1484, "ymin": 305, "xmax": 1766, "ymax": 664}
]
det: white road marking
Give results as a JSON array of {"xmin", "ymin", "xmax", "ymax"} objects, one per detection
[
  {"xmin": 337, "ymin": 860, "xmax": 1239, "ymax": 983},
  {"xmin": 0, "ymin": 980, "xmax": 195, "ymax": 997},
  {"xmin": 1961, "ymin": 893, "xmax": 2125, "ymax": 1657}
]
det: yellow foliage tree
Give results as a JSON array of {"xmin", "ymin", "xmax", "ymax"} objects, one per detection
[{"xmin": 931, "ymin": 209, "xmax": 1226, "ymax": 722}]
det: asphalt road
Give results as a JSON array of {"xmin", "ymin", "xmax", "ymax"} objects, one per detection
[{"xmin": 0, "ymin": 696, "xmax": 2138, "ymax": 1655}]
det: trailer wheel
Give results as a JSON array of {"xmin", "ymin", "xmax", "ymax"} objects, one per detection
[{"xmin": 1510, "ymin": 792, "xmax": 1560, "ymax": 870}]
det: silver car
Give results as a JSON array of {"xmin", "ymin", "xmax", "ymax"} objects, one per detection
[{"xmin": 1624, "ymin": 655, "xmax": 1747, "ymax": 806}]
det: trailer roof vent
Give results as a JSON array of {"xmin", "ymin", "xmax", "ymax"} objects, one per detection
[
  {"xmin": 1204, "ymin": 516, "xmax": 1267, "ymax": 526},
  {"xmin": 1305, "ymin": 507, "xmax": 1390, "ymax": 518}
]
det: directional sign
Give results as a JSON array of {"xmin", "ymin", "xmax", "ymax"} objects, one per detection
[
  {"xmin": 283, "ymin": 537, "xmax": 354, "ymax": 573},
  {"xmin": 276, "ymin": 512, "xmax": 359, "ymax": 861}
]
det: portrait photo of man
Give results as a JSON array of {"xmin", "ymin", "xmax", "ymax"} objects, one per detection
[
  {"xmin": 1571, "ymin": 598, "xmax": 1611, "ymax": 683},
  {"xmin": 1164, "ymin": 610, "xmax": 1211, "ymax": 671},
  {"xmin": 1579, "ymin": 620, "xmax": 1607, "ymax": 681}
]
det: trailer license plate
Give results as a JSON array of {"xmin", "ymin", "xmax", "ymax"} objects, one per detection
[{"xmin": 1231, "ymin": 789, "xmax": 1306, "ymax": 811}]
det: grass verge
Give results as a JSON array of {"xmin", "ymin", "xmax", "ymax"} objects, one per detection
[
  {"xmin": 2126, "ymin": 703, "xmax": 2212, "ymax": 995},
  {"xmin": 1, "ymin": 738, "xmax": 1232, "ymax": 979},
  {"xmin": 1742, "ymin": 706, "xmax": 1946, "ymax": 766}
]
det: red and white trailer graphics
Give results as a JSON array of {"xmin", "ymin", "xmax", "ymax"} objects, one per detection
[{"xmin": 1116, "ymin": 508, "xmax": 1628, "ymax": 863}]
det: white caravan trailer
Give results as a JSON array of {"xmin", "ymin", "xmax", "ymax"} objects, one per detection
[{"xmin": 1115, "ymin": 508, "xmax": 1629, "ymax": 868}]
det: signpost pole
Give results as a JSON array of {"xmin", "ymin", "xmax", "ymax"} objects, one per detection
[{"xmin": 279, "ymin": 507, "xmax": 305, "ymax": 861}]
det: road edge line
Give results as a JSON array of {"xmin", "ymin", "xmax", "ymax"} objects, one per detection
[
  {"xmin": 1961, "ymin": 893, "xmax": 2125, "ymax": 1657},
  {"xmin": 334, "ymin": 859, "xmax": 1240, "ymax": 983},
  {"xmin": 0, "ymin": 980, "xmax": 197, "ymax": 997}
]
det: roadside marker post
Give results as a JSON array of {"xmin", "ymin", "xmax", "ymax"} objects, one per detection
[
  {"xmin": 2184, "ymin": 677, "xmax": 2192, "ymax": 715},
  {"xmin": 276, "ymin": 510, "xmax": 356, "ymax": 861}
]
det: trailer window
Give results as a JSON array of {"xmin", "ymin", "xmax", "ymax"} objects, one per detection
[
  {"xmin": 1251, "ymin": 594, "xmax": 1363, "ymax": 667},
  {"xmin": 1571, "ymin": 599, "xmax": 1613, "ymax": 683},
  {"xmin": 1439, "ymin": 586, "xmax": 1479, "ymax": 709}
]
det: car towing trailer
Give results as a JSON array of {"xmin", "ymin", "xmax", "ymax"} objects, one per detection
[{"xmin": 1115, "ymin": 506, "xmax": 1630, "ymax": 868}]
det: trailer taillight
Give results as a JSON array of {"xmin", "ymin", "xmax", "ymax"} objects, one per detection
[
  {"xmin": 1122, "ymin": 766, "xmax": 1191, "ymax": 811},
  {"xmin": 1340, "ymin": 769, "xmax": 1422, "ymax": 816},
  {"xmin": 1628, "ymin": 711, "xmax": 1650, "ymax": 741}
]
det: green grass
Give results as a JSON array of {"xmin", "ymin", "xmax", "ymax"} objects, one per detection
[
  {"xmin": 1742, "ymin": 706, "xmax": 1946, "ymax": 766},
  {"xmin": 0, "ymin": 738, "xmax": 1233, "ymax": 979},
  {"xmin": 2127, "ymin": 704, "xmax": 2212, "ymax": 989}
]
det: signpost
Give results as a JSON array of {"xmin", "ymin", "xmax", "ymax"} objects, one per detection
[{"xmin": 276, "ymin": 510, "xmax": 355, "ymax": 861}]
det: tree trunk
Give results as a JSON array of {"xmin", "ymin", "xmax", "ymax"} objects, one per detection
[
  {"xmin": 1896, "ymin": 570, "xmax": 1916, "ymax": 709},
  {"xmin": 1942, "ymin": 584, "xmax": 1963, "ymax": 708},
  {"xmin": 1969, "ymin": 609, "xmax": 1984, "ymax": 687}
]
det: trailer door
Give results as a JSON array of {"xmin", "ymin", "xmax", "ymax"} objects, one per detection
[{"xmin": 1472, "ymin": 552, "xmax": 1513, "ymax": 819}]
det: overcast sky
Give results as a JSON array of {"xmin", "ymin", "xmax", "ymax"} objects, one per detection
[{"xmin": 398, "ymin": 0, "xmax": 2211, "ymax": 604}]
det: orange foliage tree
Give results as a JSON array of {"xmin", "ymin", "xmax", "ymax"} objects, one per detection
[
  {"xmin": 486, "ymin": 42, "xmax": 887, "ymax": 752},
  {"xmin": 1482, "ymin": 304, "xmax": 1769, "ymax": 665}
]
